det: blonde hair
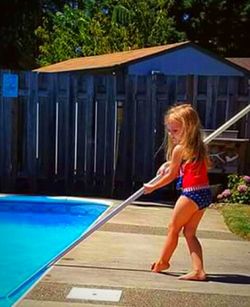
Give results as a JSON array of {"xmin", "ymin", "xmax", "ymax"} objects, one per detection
[{"xmin": 165, "ymin": 104, "xmax": 209, "ymax": 164}]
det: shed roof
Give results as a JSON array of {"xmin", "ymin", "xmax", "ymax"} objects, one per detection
[
  {"xmin": 226, "ymin": 58, "xmax": 250, "ymax": 72},
  {"xmin": 34, "ymin": 41, "xmax": 250, "ymax": 76},
  {"xmin": 34, "ymin": 41, "xmax": 190, "ymax": 73}
]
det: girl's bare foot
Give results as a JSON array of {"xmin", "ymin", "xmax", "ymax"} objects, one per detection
[
  {"xmin": 178, "ymin": 270, "xmax": 206, "ymax": 281},
  {"xmin": 151, "ymin": 260, "xmax": 170, "ymax": 273}
]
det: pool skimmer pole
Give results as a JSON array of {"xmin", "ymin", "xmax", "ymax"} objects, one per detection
[
  {"xmin": 9, "ymin": 104, "xmax": 249, "ymax": 301},
  {"xmin": 77, "ymin": 104, "xmax": 250, "ymax": 243}
]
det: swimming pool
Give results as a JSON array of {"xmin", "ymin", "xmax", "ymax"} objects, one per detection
[{"xmin": 0, "ymin": 194, "xmax": 109, "ymax": 307}]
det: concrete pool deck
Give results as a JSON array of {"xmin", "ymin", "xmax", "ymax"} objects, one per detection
[{"xmin": 17, "ymin": 201, "xmax": 250, "ymax": 307}]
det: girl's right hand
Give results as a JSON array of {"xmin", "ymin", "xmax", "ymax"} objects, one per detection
[{"xmin": 143, "ymin": 183, "xmax": 156, "ymax": 194}]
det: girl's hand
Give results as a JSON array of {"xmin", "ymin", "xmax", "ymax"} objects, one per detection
[
  {"xmin": 145, "ymin": 146, "xmax": 182, "ymax": 193},
  {"xmin": 143, "ymin": 183, "xmax": 156, "ymax": 194},
  {"xmin": 157, "ymin": 162, "xmax": 170, "ymax": 176}
]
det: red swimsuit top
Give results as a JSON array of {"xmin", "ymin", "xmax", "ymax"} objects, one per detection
[{"xmin": 181, "ymin": 159, "xmax": 209, "ymax": 188}]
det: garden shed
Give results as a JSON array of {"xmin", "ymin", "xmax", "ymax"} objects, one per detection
[{"xmin": 0, "ymin": 41, "xmax": 249, "ymax": 197}]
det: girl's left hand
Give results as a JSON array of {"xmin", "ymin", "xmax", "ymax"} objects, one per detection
[
  {"xmin": 157, "ymin": 162, "xmax": 170, "ymax": 176},
  {"xmin": 143, "ymin": 183, "xmax": 156, "ymax": 194}
]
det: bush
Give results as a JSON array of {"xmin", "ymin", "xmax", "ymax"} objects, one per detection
[{"xmin": 217, "ymin": 174, "xmax": 250, "ymax": 205}]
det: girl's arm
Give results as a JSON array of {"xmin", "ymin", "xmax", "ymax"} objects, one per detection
[{"xmin": 144, "ymin": 145, "xmax": 183, "ymax": 194}]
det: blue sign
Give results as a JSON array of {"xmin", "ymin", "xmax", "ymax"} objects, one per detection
[{"xmin": 3, "ymin": 73, "xmax": 18, "ymax": 97}]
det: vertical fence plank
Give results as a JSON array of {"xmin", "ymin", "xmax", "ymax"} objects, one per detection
[
  {"xmin": 0, "ymin": 71, "xmax": 3, "ymax": 189},
  {"xmin": 79, "ymin": 74, "xmax": 95, "ymax": 193},
  {"xmin": 93, "ymin": 75, "xmax": 106, "ymax": 193},
  {"xmin": 153, "ymin": 75, "xmax": 172, "ymax": 170},
  {"xmin": 206, "ymin": 76, "xmax": 213, "ymax": 128},
  {"xmin": 0, "ymin": 70, "xmax": 16, "ymax": 191},
  {"xmin": 36, "ymin": 73, "xmax": 56, "ymax": 192},
  {"xmin": 14, "ymin": 71, "xmax": 33, "ymax": 192},
  {"xmin": 132, "ymin": 75, "xmax": 147, "ymax": 185},
  {"xmin": 113, "ymin": 75, "xmax": 136, "ymax": 196},
  {"xmin": 64, "ymin": 73, "xmax": 75, "ymax": 194},
  {"xmin": 26, "ymin": 71, "xmax": 39, "ymax": 191},
  {"xmin": 92, "ymin": 75, "xmax": 116, "ymax": 196},
  {"xmin": 53, "ymin": 72, "xmax": 71, "ymax": 194},
  {"xmin": 123, "ymin": 75, "xmax": 137, "ymax": 194},
  {"xmin": 104, "ymin": 74, "xmax": 116, "ymax": 195},
  {"xmin": 132, "ymin": 75, "xmax": 156, "ymax": 186},
  {"xmin": 144, "ymin": 75, "xmax": 155, "ymax": 180}
]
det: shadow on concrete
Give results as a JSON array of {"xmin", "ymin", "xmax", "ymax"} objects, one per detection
[
  {"xmin": 207, "ymin": 274, "xmax": 250, "ymax": 284},
  {"xmin": 66, "ymin": 264, "xmax": 250, "ymax": 285},
  {"xmin": 161, "ymin": 272, "xmax": 250, "ymax": 284}
]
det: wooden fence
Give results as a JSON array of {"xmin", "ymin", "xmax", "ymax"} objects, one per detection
[{"xmin": 0, "ymin": 70, "xmax": 249, "ymax": 198}]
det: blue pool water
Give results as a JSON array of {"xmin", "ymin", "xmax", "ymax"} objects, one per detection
[{"xmin": 0, "ymin": 195, "xmax": 108, "ymax": 307}]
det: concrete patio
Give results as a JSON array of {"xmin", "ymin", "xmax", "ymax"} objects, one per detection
[{"xmin": 17, "ymin": 201, "xmax": 250, "ymax": 307}]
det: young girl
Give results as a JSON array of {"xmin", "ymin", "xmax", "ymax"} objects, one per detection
[{"xmin": 144, "ymin": 104, "xmax": 212, "ymax": 281}]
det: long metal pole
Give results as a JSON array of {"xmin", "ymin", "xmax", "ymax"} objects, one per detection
[
  {"xmin": 204, "ymin": 104, "xmax": 250, "ymax": 144},
  {"xmin": 86, "ymin": 104, "xmax": 250, "ymax": 233},
  {"xmin": 56, "ymin": 103, "xmax": 250, "ymax": 254},
  {"xmin": 8, "ymin": 104, "xmax": 250, "ymax": 300}
]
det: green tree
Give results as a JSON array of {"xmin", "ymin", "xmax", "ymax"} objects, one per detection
[
  {"xmin": 36, "ymin": 5, "xmax": 91, "ymax": 65},
  {"xmin": 110, "ymin": 0, "xmax": 185, "ymax": 47},
  {"xmin": 170, "ymin": 0, "xmax": 250, "ymax": 56},
  {"xmin": 36, "ymin": 0, "xmax": 186, "ymax": 66},
  {"xmin": 2, "ymin": 0, "xmax": 250, "ymax": 69},
  {"xmin": 0, "ymin": 0, "xmax": 41, "ymax": 69},
  {"xmin": 0, "ymin": 1, "xmax": 79, "ymax": 69}
]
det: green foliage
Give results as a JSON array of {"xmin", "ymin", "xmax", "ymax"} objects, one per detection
[
  {"xmin": 221, "ymin": 205, "xmax": 250, "ymax": 240},
  {"xmin": 2, "ymin": 0, "xmax": 250, "ymax": 69},
  {"xmin": 36, "ymin": 0, "xmax": 186, "ymax": 66},
  {"xmin": 36, "ymin": 5, "xmax": 91, "ymax": 65},
  {"xmin": 116, "ymin": 0, "xmax": 186, "ymax": 47},
  {"xmin": 170, "ymin": 0, "xmax": 250, "ymax": 56},
  {"xmin": 112, "ymin": 4, "xmax": 131, "ymax": 25},
  {"xmin": 147, "ymin": 8, "xmax": 185, "ymax": 45},
  {"xmin": 0, "ymin": 0, "xmax": 41, "ymax": 69},
  {"xmin": 217, "ymin": 174, "xmax": 250, "ymax": 205},
  {"xmin": 0, "ymin": 0, "xmax": 73, "ymax": 69}
]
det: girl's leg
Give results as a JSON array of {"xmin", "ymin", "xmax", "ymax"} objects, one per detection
[
  {"xmin": 179, "ymin": 208, "xmax": 206, "ymax": 280},
  {"xmin": 152, "ymin": 196, "xmax": 199, "ymax": 272}
]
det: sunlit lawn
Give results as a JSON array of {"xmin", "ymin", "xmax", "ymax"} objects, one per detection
[{"xmin": 219, "ymin": 204, "xmax": 250, "ymax": 240}]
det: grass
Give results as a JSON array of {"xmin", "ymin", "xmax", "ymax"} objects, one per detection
[{"xmin": 219, "ymin": 204, "xmax": 250, "ymax": 240}]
